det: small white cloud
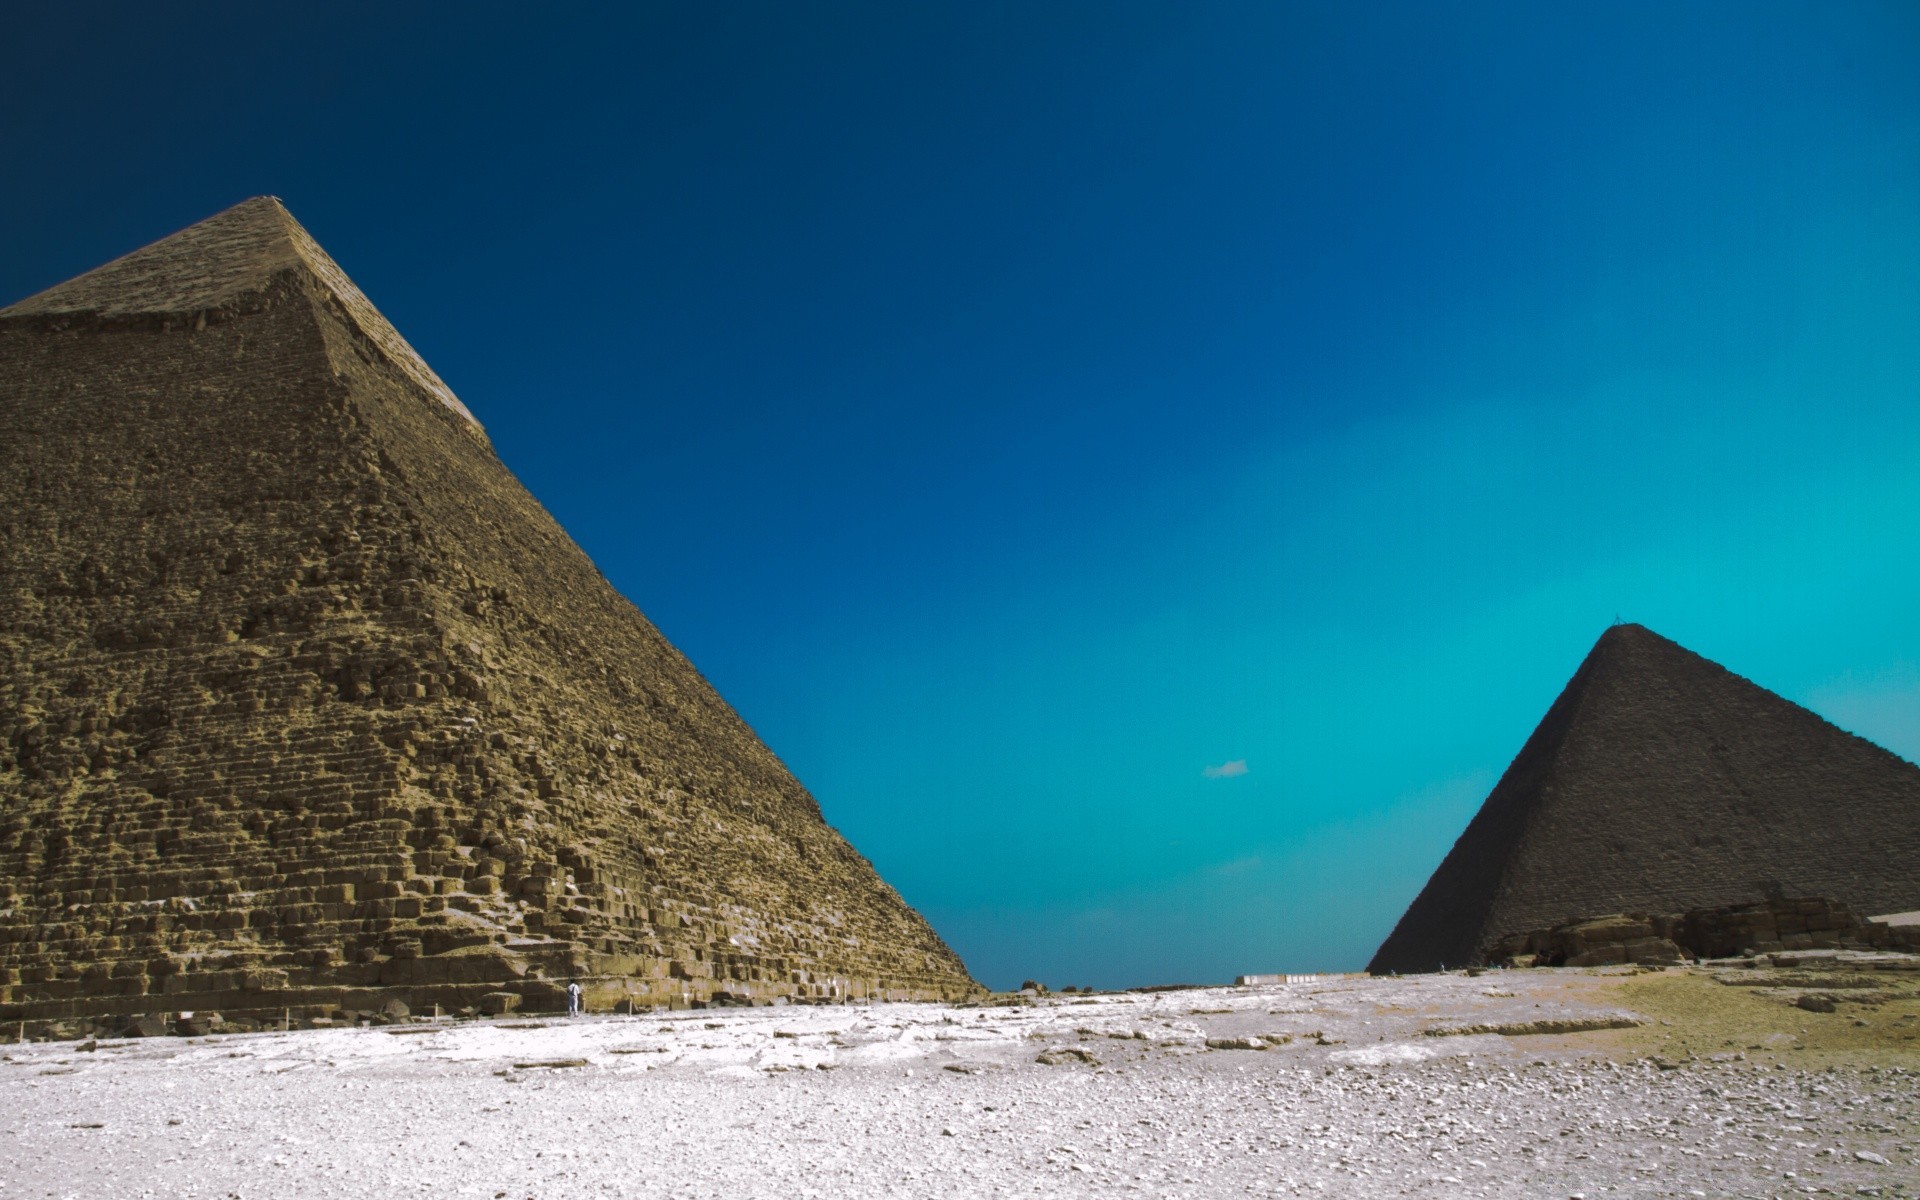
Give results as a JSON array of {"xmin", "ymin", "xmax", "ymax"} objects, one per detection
[{"xmin": 1202, "ymin": 759, "xmax": 1248, "ymax": 779}]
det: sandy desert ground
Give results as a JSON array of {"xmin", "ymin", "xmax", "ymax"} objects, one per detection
[{"xmin": 2, "ymin": 964, "xmax": 1916, "ymax": 1199}]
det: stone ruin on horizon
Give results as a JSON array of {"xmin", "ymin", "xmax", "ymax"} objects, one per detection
[{"xmin": 0, "ymin": 197, "xmax": 979, "ymax": 1032}]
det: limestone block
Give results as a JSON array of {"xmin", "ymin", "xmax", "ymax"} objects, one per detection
[
  {"xmin": 378, "ymin": 948, "xmax": 525, "ymax": 987},
  {"xmin": 240, "ymin": 970, "xmax": 288, "ymax": 992},
  {"xmin": 1621, "ymin": 937, "xmax": 1684, "ymax": 965}
]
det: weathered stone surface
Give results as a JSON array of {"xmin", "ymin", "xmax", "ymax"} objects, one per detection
[
  {"xmin": 1371, "ymin": 625, "xmax": 1920, "ymax": 974},
  {"xmin": 1490, "ymin": 896, "xmax": 1920, "ymax": 968},
  {"xmin": 0, "ymin": 198, "xmax": 979, "ymax": 1024}
]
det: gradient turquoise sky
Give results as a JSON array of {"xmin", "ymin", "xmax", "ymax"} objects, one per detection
[{"xmin": 4, "ymin": 3, "xmax": 1917, "ymax": 988}]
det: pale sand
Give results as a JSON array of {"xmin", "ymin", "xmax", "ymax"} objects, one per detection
[{"xmin": 3, "ymin": 968, "xmax": 1915, "ymax": 1198}]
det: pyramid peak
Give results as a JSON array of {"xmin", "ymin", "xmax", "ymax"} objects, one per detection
[
  {"xmin": 4, "ymin": 196, "xmax": 308, "ymax": 319},
  {"xmin": 1576, "ymin": 623, "xmax": 1704, "ymax": 675},
  {"xmin": 1, "ymin": 197, "xmax": 479, "ymax": 429},
  {"xmin": 1591, "ymin": 625, "xmax": 1781, "ymax": 695},
  {"xmin": 1591, "ymin": 621, "xmax": 1668, "ymax": 648},
  {"xmin": 1599, "ymin": 620, "xmax": 1652, "ymax": 637}
]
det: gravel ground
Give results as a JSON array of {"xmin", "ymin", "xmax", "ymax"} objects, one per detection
[{"xmin": 2, "ymin": 968, "xmax": 1915, "ymax": 1198}]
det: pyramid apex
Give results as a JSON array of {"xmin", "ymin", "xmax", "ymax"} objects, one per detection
[
  {"xmin": 1593, "ymin": 621, "xmax": 1660, "ymax": 644},
  {"xmin": 1, "ymin": 196, "xmax": 305, "ymax": 319},
  {"xmin": 1, "ymin": 197, "xmax": 480, "ymax": 430},
  {"xmin": 230, "ymin": 194, "xmax": 295, "ymax": 217},
  {"xmin": 1580, "ymin": 622, "xmax": 1693, "ymax": 667}
]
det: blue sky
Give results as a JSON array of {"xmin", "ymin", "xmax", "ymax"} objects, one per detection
[{"xmin": 4, "ymin": 2, "xmax": 1917, "ymax": 988}]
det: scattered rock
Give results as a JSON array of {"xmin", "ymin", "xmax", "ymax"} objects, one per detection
[
  {"xmin": 1035, "ymin": 1047, "xmax": 1099, "ymax": 1066},
  {"xmin": 480, "ymin": 992, "xmax": 522, "ymax": 1016},
  {"xmin": 1797, "ymin": 994, "xmax": 1838, "ymax": 1013},
  {"xmin": 1204, "ymin": 1037, "xmax": 1268, "ymax": 1051},
  {"xmin": 1854, "ymin": 1150, "xmax": 1890, "ymax": 1165}
]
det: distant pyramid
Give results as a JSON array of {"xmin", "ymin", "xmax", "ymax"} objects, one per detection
[
  {"xmin": 0, "ymin": 198, "xmax": 976, "ymax": 1026},
  {"xmin": 1369, "ymin": 624, "xmax": 1920, "ymax": 974}
]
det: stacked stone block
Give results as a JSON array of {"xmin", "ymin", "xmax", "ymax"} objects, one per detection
[
  {"xmin": 0, "ymin": 198, "xmax": 978, "ymax": 1034},
  {"xmin": 1484, "ymin": 914, "xmax": 1688, "ymax": 969},
  {"xmin": 1486, "ymin": 896, "xmax": 1920, "ymax": 968},
  {"xmin": 1676, "ymin": 896, "xmax": 1920, "ymax": 960}
]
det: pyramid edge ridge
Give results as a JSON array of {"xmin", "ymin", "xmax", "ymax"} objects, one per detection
[
  {"xmin": 1365, "ymin": 625, "xmax": 1635, "ymax": 974},
  {"xmin": 273, "ymin": 206, "xmax": 486, "ymax": 433}
]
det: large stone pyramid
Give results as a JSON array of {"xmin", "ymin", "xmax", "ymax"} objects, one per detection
[
  {"xmin": 0, "ymin": 197, "xmax": 977, "ymax": 1026},
  {"xmin": 1370, "ymin": 624, "xmax": 1920, "ymax": 974}
]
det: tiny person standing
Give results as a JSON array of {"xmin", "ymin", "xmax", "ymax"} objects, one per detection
[{"xmin": 567, "ymin": 981, "xmax": 583, "ymax": 1016}]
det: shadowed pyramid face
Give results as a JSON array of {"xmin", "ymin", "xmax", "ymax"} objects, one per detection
[
  {"xmin": 0, "ymin": 198, "xmax": 976, "ymax": 1025},
  {"xmin": 1369, "ymin": 624, "xmax": 1920, "ymax": 975}
]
